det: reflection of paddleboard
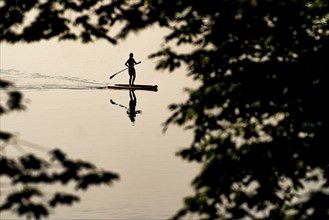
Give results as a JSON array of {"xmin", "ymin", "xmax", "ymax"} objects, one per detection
[{"xmin": 108, "ymin": 84, "xmax": 158, "ymax": 91}]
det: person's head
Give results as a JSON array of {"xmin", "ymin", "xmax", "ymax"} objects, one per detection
[{"xmin": 129, "ymin": 53, "xmax": 133, "ymax": 58}]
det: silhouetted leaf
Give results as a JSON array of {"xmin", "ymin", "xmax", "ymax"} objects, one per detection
[{"xmin": 49, "ymin": 193, "xmax": 80, "ymax": 208}]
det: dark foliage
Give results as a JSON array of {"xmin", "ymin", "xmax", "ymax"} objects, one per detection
[
  {"xmin": 1, "ymin": 80, "xmax": 119, "ymax": 219},
  {"xmin": 0, "ymin": 148, "xmax": 119, "ymax": 217}
]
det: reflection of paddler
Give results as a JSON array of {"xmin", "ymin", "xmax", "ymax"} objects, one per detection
[
  {"xmin": 109, "ymin": 90, "xmax": 142, "ymax": 125},
  {"xmin": 127, "ymin": 90, "xmax": 142, "ymax": 125}
]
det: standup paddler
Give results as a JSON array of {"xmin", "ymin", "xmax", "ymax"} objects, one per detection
[{"xmin": 125, "ymin": 53, "xmax": 141, "ymax": 86}]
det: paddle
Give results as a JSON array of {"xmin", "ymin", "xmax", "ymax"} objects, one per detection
[
  {"xmin": 109, "ymin": 62, "xmax": 141, "ymax": 80},
  {"xmin": 110, "ymin": 99, "xmax": 128, "ymax": 109},
  {"xmin": 110, "ymin": 99, "xmax": 142, "ymax": 114}
]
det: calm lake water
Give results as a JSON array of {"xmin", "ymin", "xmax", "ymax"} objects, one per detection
[{"xmin": 0, "ymin": 29, "xmax": 200, "ymax": 219}]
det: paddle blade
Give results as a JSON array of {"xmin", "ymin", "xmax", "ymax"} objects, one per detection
[{"xmin": 109, "ymin": 74, "xmax": 116, "ymax": 80}]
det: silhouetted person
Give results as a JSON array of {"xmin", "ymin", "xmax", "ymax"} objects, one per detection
[
  {"xmin": 125, "ymin": 53, "xmax": 141, "ymax": 86},
  {"xmin": 127, "ymin": 90, "xmax": 141, "ymax": 125}
]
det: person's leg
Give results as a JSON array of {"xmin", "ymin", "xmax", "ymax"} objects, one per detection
[
  {"xmin": 128, "ymin": 68, "xmax": 136, "ymax": 85},
  {"xmin": 131, "ymin": 73, "xmax": 136, "ymax": 85},
  {"xmin": 129, "ymin": 74, "xmax": 133, "ymax": 86},
  {"xmin": 131, "ymin": 68, "xmax": 136, "ymax": 85},
  {"xmin": 128, "ymin": 68, "xmax": 133, "ymax": 86}
]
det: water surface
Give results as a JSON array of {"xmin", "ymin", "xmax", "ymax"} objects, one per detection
[{"xmin": 1, "ymin": 32, "xmax": 199, "ymax": 219}]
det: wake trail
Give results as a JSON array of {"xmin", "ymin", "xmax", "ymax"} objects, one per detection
[{"xmin": 1, "ymin": 69, "xmax": 109, "ymax": 90}]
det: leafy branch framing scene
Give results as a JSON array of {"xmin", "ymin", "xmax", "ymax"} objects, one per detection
[{"xmin": 1, "ymin": 0, "xmax": 328, "ymax": 219}]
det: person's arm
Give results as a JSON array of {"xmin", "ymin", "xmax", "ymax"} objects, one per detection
[
  {"xmin": 134, "ymin": 59, "xmax": 141, "ymax": 65},
  {"xmin": 125, "ymin": 60, "xmax": 129, "ymax": 67}
]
